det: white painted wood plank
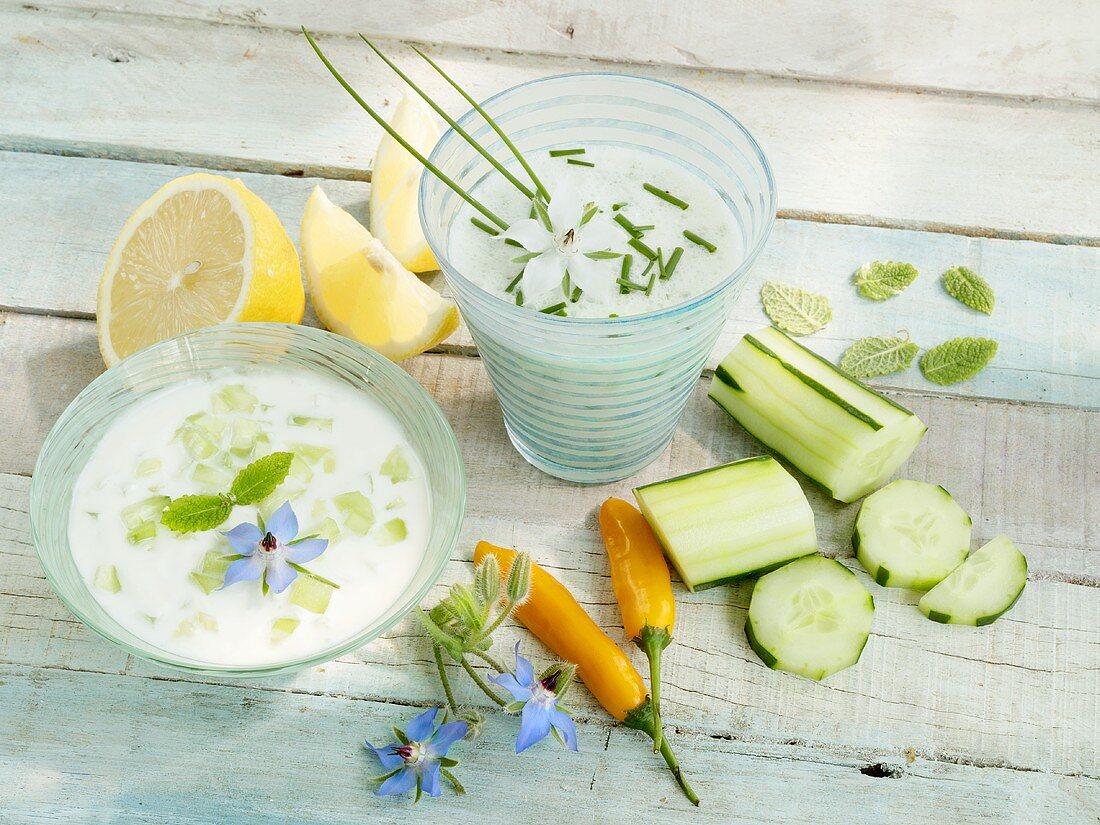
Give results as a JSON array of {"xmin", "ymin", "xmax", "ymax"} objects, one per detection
[
  {"xmin": 2, "ymin": 8, "xmax": 1099, "ymax": 238},
  {"xmin": 27, "ymin": 0, "xmax": 1100, "ymax": 101},
  {"xmin": 3, "ymin": 666, "xmax": 1097, "ymax": 824},
  {"xmin": 2, "ymin": 151, "xmax": 1096, "ymax": 407},
  {"xmin": 2, "ymin": 316, "xmax": 1096, "ymax": 776}
]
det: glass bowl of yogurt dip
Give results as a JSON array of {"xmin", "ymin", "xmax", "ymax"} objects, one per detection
[
  {"xmin": 29, "ymin": 323, "xmax": 465, "ymax": 678},
  {"xmin": 420, "ymin": 72, "xmax": 776, "ymax": 483}
]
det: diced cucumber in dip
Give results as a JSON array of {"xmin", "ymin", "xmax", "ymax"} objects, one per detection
[
  {"xmin": 854, "ymin": 479, "xmax": 971, "ymax": 590},
  {"xmin": 745, "ymin": 555, "xmax": 874, "ymax": 680},
  {"xmin": 633, "ymin": 456, "xmax": 817, "ymax": 591},
  {"xmin": 708, "ymin": 326, "xmax": 926, "ymax": 502},
  {"xmin": 919, "ymin": 535, "xmax": 1027, "ymax": 626}
]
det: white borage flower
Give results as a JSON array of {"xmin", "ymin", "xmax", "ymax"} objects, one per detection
[{"xmin": 503, "ymin": 183, "xmax": 621, "ymax": 303}]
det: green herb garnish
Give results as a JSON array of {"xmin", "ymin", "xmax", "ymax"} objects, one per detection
[
  {"xmin": 628, "ymin": 238, "xmax": 657, "ymax": 260},
  {"xmin": 661, "ymin": 246, "xmax": 684, "ymax": 281},
  {"xmin": 839, "ymin": 335, "xmax": 920, "ymax": 379},
  {"xmin": 760, "ymin": 281, "xmax": 833, "ymax": 336},
  {"xmin": 643, "ymin": 182, "xmax": 689, "ymax": 210},
  {"xmin": 505, "ymin": 272, "xmax": 523, "ymax": 293},
  {"xmin": 567, "ymin": 159, "xmax": 595, "ymax": 167},
  {"xmin": 470, "ymin": 216, "xmax": 500, "ymax": 236},
  {"xmin": 614, "ymin": 213, "xmax": 640, "ymax": 237},
  {"xmin": 161, "ymin": 451, "xmax": 294, "ymax": 533},
  {"xmin": 539, "ymin": 302, "xmax": 568, "ymax": 314},
  {"xmin": 683, "ymin": 230, "xmax": 716, "ymax": 253},
  {"xmin": 612, "ymin": 202, "xmax": 627, "ymax": 211},
  {"xmin": 853, "ymin": 261, "xmax": 918, "ymax": 301},
  {"xmin": 919, "ymin": 337, "xmax": 998, "ymax": 385},
  {"xmin": 549, "ymin": 148, "xmax": 586, "ymax": 157},
  {"xmin": 942, "ymin": 266, "xmax": 994, "ymax": 314}
]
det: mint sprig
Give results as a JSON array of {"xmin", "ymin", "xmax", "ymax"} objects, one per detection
[{"xmin": 161, "ymin": 451, "xmax": 294, "ymax": 533}]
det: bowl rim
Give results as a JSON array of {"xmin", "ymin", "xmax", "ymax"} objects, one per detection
[
  {"xmin": 28, "ymin": 322, "xmax": 466, "ymax": 678},
  {"xmin": 418, "ymin": 70, "xmax": 778, "ymax": 327}
]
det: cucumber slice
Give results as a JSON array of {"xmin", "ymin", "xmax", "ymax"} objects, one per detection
[
  {"xmin": 386, "ymin": 497, "xmax": 405, "ymax": 511},
  {"xmin": 288, "ymin": 415, "xmax": 333, "ymax": 431},
  {"xmin": 176, "ymin": 425, "xmax": 220, "ymax": 460},
  {"xmin": 290, "ymin": 575, "xmax": 336, "ymax": 614},
  {"xmin": 230, "ymin": 418, "xmax": 263, "ymax": 457},
  {"xmin": 854, "ymin": 479, "xmax": 971, "ymax": 590},
  {"xmin": 120, "ymin": 495, "xmax": 170, "ymax": 530},
  {"xmin": 126, "ymin": 520, "xmax": 157, "ymax": 545},
  {"xmin": 93, "ymin": 564, "xmax": 121, "ymax": 593},
  {"xmin": 288, "ymin": 455, "xmax": 314, "ymax": 483},
  {"xmin": 745, "ymin": 556, "xmax": 874, "ymax": 680},
  {"xmin": 212, "ymin": 384, "xmax": 257, "ymax": 414},
  {"xmin": 194, "ymin": 611, "xmax": 219, "ymax": 632},
  {"xmin": 191, "ymin": 463, "xmax": 233, "ymax": 488},
  {"xmin": 271, "ymin": 617, "xmax": 300, "ymax": 643},
  {"xmin": 919, "ymin": 535, "xmax": 1027, "ymax": 626},
  {"xmin": 634, "ymin": 456, "xmax": 817, "ymax": 591},
  {"xmin": 709, "ymin": 327, "xmax": 926, "ymax": 503},
  {"xmin": 380, "ymin": 447, "xmax": 412, "ymax": 483},
  {"xmin": 186, "ymin": 411, "xmax": 229, "ymax": 438},
  {"xmin": 189, "ymin": 551, "xmax": 234, "ymax": 594},
  {"xmin": 376, "ymin": 518, "xmax": 407, "ymax": 546},
  {"xmin": 310, "ymin": 517, "xmax": 341, "ymax": 543},
  {"xmin": 334, "ymin": 491, "xmax": 375, "ymax": 535},
  {"xmin": 136, "ymin": 457, "xmax": 162, "ymax": 477}
]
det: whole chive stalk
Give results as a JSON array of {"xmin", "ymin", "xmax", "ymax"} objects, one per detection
[
  {"xmin": 360, "ymin": 36, "xmax": 535, "ymax": 200},
  {"xmin": 683, "ymin": 230, "xmax": 717, "ymax": 253},
  {"xmin": 505, "ymin": 272, "xmax": 523, "ymax": 293},
  {"xmin": 549, "ymin": 148, "xmax": 586, "ymax": 157},
  {"xmin": 661, "ymin": 246, "xmax": 684, "ymax": 281},
  {"xmin": 410, "ymin": 44, "xmax": 550, "ymax": 201},
  {"xmin": 539, "ymin": 302, "xmax": 568, "ymax": 314},
  {"xmin": 643, "ymin": 183, "xmax": 689, "ymax": 210},
  {"xmin": 302, "ymin": 28, "xmax": 508, "ymax": 230},
  {"xmin": 567, "ymin": 159, "xmax": 595, "ymax": 167},
  {"xmin": 628, "ymin": 237, "xmax": 658, "ymax": 261},
  {"xmin": 470, "ymin": 216, "xmax": 499, "ymax": 236}
]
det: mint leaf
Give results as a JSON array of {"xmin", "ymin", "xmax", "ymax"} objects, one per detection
[
  {"xmin": 853, "ymin": 261, "xmax": 918, "ymax": 300},
  {"xmin": 839, "ymin": 335, "xmax": 920, "ymax": 379},
  {"xmin": 919, "ymin": 337, "xmax": 998, "ymax": 385},
  {"xmin": 942, "ymin": 266, "xmax": 994, "ymax": 314},
  {"xmin": 161, "ymin": 494, "xmax": 234, "ymax": 533},
  {"xmin": 760, "ymin": 281, "xmax": 832, "ymax": 335},
  {"xmin": 230, "ymin": 451, "xmax": 294, "ymax": 505}
]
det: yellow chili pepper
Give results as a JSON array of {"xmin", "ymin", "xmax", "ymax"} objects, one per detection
[
  {"xmin": 474, "ymin": 541, "xmax": 698, "ymax": 806},
  {"xmin": 599, "ymin": 497, "xmax": 674, "ymax": 753}
]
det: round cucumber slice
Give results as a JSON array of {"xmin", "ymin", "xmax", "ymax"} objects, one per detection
[
  {"xmin": 853, "ymin": 479, "xmax": 971, "ymax": 590},
  {"xmin": 745, "ymin": 555, "xmax": 874, "ymax": 681},
  {"xmin": 919, "ymin": 535, "xmax": 1027, "ymax": 626}
]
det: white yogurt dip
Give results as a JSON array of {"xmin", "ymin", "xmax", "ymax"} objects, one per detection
[{"xmin": 68, "ymin": 366, "xmax": 430, "ymax": 666}]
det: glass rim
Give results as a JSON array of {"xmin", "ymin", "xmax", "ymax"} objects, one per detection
[
  {"xmin": 28, "ymin": 322, "xmax": 466, "ymax": 678},
  {"xmin": 419, "ymin": 70, "xmax": 778, "ymax": 326}
]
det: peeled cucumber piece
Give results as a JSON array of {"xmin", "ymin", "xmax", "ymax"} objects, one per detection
[
  {"xmin": 290, "ymin": 575, "xmax": 336, "ymax": 614},
  {"xmin": 709, "ymin": 327, "xmax": 926, "ymax": 502},
  {"xmin": 919, "ymin": 535, "xmax": 1027, "ymax": 626},
  {"xmin": 634, "ymin": 456, "xmax": 817, "ymax": 591},
  {"xmin": 746, "ymin": 556, "xmax": 874, "ymax": 680},
  {"xmin": 854, "ymin": 479, "xmax": 971, "ymax": 589}
]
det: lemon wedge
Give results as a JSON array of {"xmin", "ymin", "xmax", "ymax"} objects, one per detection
[
  {"xmin": 302, "ymin": 186, "xmax": 458, "ymax": 361},
  {"xmin": 369, "ymin": 94, "xmax": 441, "ymax": 273},
  {"xmin": 97, "ymin": 173, "xmax": 304, "ymax": 366}
]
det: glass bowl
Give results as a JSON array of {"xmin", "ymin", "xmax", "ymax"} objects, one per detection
[
  {"xmin": 29, "ymin": 323, "xmax": 466, "ymax": 678},
  {"xmin": 420, "ymin": 72, "xmax": 776, "ymax": 483}
]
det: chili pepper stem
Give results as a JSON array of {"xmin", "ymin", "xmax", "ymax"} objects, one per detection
[
  {"xmin": 658, "ymin": 734, "xmax": 700, "ymax": 807},
  {"xmin": 624, "ymin": 695, "xmax": 699, "ymax": 806},
  {"xmin": 636, "ymin": 624, "xmax": 672, "ymax": 753}
]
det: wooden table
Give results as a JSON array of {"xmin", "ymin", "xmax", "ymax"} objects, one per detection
[{"xmin": 2, "ymin": 3, "xmax": 1098, "ymax": 822}]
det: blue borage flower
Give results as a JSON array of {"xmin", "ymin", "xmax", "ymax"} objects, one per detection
[
  {"xmin": 491, "ymin": 643, "xmax": 578, "ymax": 753},
  {"xmin": 220, "ymin": 501, "xmax": 329, "ymax": 595},
  {"xmin": 367, "ymin": 707, "xmax": 467, "ymax": 800}
]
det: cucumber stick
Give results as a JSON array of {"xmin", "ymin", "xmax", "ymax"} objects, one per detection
[
  {"xmin": 746, "ymin": 556, "xmax": 874, "ymax": 680},
  {"xmin": 854, "ymin": 479, "xmax": 971, "ymax": 589},
  {"xmin": 919, "ymin": 535, "xmax": 1027, "ymax": 626},
  {"xmin": 709, "ymin": 327, "xmax": 926, "ymax": 502},
  {"xmin": 634, "ymin": 456, "xmax": 817, "ymax": 591}
]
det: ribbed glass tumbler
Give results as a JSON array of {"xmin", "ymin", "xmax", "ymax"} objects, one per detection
[{"xmin": 420, "ymin": 73, "xmax": 776, "ymax": 483}]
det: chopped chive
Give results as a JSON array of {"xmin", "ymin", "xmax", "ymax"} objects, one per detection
[
  {"xmin": 553, "ymin": 309, "xmax": 568, "ymax": 317},
  {"xmin": 512, "ymin": 251, "xmax": 540, "ymax": 263},
  {"xmin": 539, "ymin": 302, "xmax": 568, "ymax": 314},
  {"xmin": 470, "ymin": 216, "xmax": 500, "ymax": 236},
  {"xmin": 302, "ymin": 29, "xmax": 508, "ymax": 230},
  {"xmin": 580, "ymin": 202, "xmax": 599, "ymax": 225},
  {"xmin": 645, "ymin": 268, "xmax": 658, "ymax": 296},
  {"xmin": 639, "ymin": 258, "xmax": 656, "ymax": 281},
  {"xmin": 504, "ymin": 238, "xmax": 523, "ymax": 248},
  {"xmin": 683, "ymin": 230, "xmax": 717, "ymax": 252},
  {"xmin": 561, "ymin": 272, "xmax": 571, "ymax": 300},
  {"xmin": 570, "ymin": 286, "xmax": 583, "ymax": 302},
  {"xmin": 608, "ymin": 313, "xmax": 620, "ymax": 318},
  {"xmin": 656, "ymin": 247, "xmax": 665, "ymax": 280},
  {"xmin": 585, "ymin": 251, "xmax": 621, "ymax": 260},
  {"xmin": 532, "ymin": 197, "xmax": 552, "ymax": 231},
  {"xmin": 613, "ymin": 213, "xmax": 638, "ymax": 235},
  {"xmin": 359, "ymin": 36, "xmax": 536, "ymax": 200},
  {"xmin": 612, "ymin": 202, "xmax": 627, "ymax": 211},
  {"xmin": 643, "ymin": 182, "xmax": 689, "ymax": 210},
  {"xmin": 505, "ymin": 272, "xmax": 523, "ymax": 293},
  {"xmin": 567, "ymin": 159, "xmax": 595, "ymax": 167},
  {"xmin": 619, "ymin": 254, "xmax": 633, "ymax": 294},
  {"xmin": 628, "ymin": 237, "xmax": 657, "ymax": 260},
  {"xmin": 549, "ymin": 148, "xmax": 586, "ymax": 157},
  {"xmin": 632, "ymin": 224, "xmax": 655, "ymax": 232},
  {"xmin": 615, "ymin": 278, "xmax": 647, "ymax": 292},
  {"xmin": 408, "ymin": 43, "xmax": 549, "ymax": 200},
  {"xmin": 515, "ymin": 290, "xmax": 524, "ymax": 306},
  {"xmin": 661, "ymin": 246, "xmax": 684, "ymax": 280}
]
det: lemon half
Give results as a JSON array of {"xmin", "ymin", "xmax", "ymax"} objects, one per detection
[
  {"xmin": 369, "ymin": 94, "xmax": 441, "ymax": 273},
  {"xmin": 96, "ymin": 173, "xmax": 303, "ymax": 366},
  {"xmin": 301, "ymin": 186, "xmax": 458, "ymax": 361}
]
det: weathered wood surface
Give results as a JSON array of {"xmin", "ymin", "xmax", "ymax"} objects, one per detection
[
  {"xmin": 24, "ymin": 0, "xmax": 1100, "ymax": 101},
  {"xmin": 3, "ymin": 6, "xmax": 1100, "ymax": 241},
  {"xmin": 2, "ymin": 315, "xmax": 1097, "ymax": 782},
  {"xmin": 2, "ymin": 151, "xmax": 1096, "ymax": 408}
]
